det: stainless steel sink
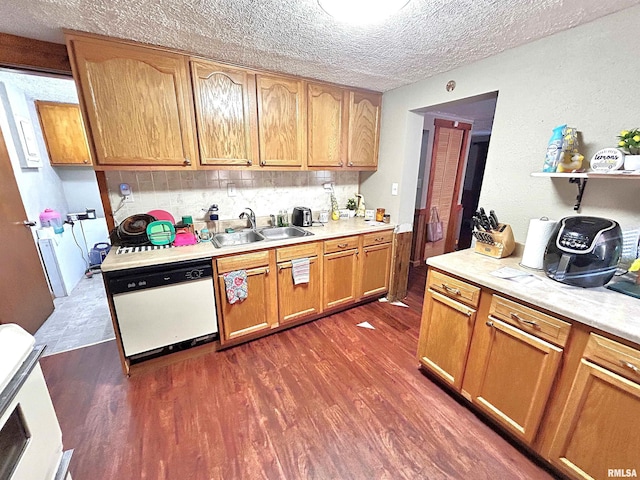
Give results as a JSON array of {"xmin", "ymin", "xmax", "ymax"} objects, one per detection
[
  {"xmin": 212, "ymin": 230, "xmax": 265, "ymax": 248},
  {"xmin": 259, "ymin": 226, "xmax": 314, "ymax": 240}
]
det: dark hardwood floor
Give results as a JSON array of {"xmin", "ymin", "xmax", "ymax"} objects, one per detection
[{"xmin": 41, "ymin": 267, "xmax": 555, "ymax": 479}]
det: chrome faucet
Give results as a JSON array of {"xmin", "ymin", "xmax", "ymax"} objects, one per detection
[{"xmin": 239, "ymin": 207, "xmax": 256, "ymax": 230}]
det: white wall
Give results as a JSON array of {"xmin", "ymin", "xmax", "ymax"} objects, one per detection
[{"xmin": 362, "ymin": 5, "xmax": 640, "ymax": 241}]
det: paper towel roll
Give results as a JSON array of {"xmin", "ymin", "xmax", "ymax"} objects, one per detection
[{"xmin": 521, "ymin": 218, "xmax": 558, "ymax": 269}]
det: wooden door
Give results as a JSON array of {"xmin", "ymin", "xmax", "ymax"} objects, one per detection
[
  {"xmin": 417, "ymin": 290, "xmax": 476, "ymax": 390},
  {"xmin": 347, "ymin": 90, "xmax": 381, "ymax": 169},
  {"xmin": 358, "ymin": 243, "xmax": 391, "ymax": 298},
  {"xmin": 472, "ymin": 318, "xmax": 562, "ymax": 443},
  {"xmin": 277, "ymin": 257, "xmax": 322, "ymax": 323},
  {"xmin": 423, "ymin": 119, "xmax": 471, "ymax": 260},
  {"xmin": 307, "ymin": 83, "xmax": 347, "ymax": 168},
  {"xmin": 550, "ymin": 361, "xmax": 640, "ymax": 479},
  {"xmin": 35, "ymin": 101, "xmax": 91, "ymax": 166},
  {"xmin": 0, "ymin": 129, "xmax": 54, "ymax": 333},
  {"xmin": 217, "ymin": 265, "xmax": 277, "ymax": 342},
  {"xmin": 256, "ymin": 74, "xmax": 306, "ymax": 167},
  {"xmin": 68, "ymin": 37, "xmax": 196, "ymax": 168},
  {"xmin": 323, "ymin": 249, "xmax": 358, "ymax": 309},
  {"xmin": 190, "ymin": 60, "xmax": 258, "ymax": 167}
]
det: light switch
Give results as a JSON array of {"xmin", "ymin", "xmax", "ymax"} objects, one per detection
[
  {"xmin": 391, "ymin": 183, "xmax": 398, "ymax": 196},
  {"xmin": 227, "ymin": 182, "xmax": 236, "ymax": 197}
]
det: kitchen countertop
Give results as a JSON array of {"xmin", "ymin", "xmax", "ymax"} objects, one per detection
[
  {"xmin": 427, "ymin": 249, "xmax": 640, "ymax": 345},
  {"xmin": 101, "ymin": 218, "xmax": 395, "ymax": 272}
]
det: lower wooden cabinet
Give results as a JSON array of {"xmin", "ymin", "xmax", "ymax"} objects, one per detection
[
  {"xmin": 323, "ymin": 236, "xmax": 359, "ymax": 310},
  {"xmin": 276, "ymin": 242, "xmax": 322, "ymax": 324},
  {"xmin": 216, "ymin": 250, "xmax": 277, "ymax": 343},
  {"xmin": 417, "ymin": 289, "xmax": 476, "ymax": 390},
  {"xmin": 358, "ymin": 231, "xmax": 392, "ymax": 298},
  {"xmin": 549, "ymin": 334, "xmax": 640, "ymax": 480}
]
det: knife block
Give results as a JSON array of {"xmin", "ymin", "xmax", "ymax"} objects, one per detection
[{"xmin": 474, "ymin": 224, "xmax": 516, "ymax": 258}]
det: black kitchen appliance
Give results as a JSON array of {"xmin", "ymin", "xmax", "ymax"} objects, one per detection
[
  {"xmin": 543, "ymin": 216, "xmax": 622, "ymax": 288},
  {"xmin": 113, "ymin": 213, "xmax": 157, "ymax": 246},
  {"xmin": 292, "ymin": 207, "xmax": 312, "ymax": 227}
]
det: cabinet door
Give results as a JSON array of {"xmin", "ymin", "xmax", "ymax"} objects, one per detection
[
  {"xmin": 323, "ymin": 249, "xmax": 358, "ymax": 310},
  {"xmin": 358, "ymin": 242, "xmax": 391, "ymax": 298},
  {"xmin": 256, "ymin": 75, "xmax": 306, "ymax": 167},
  {"xmin": 307, "ymin": 83, "xmax": 346, "ymax": 168},
  {"xmin": 191, "ymin": 60, "xmax": 258, "ymax": 166},
  {"xmin": 472, "ymin": 318, "xmax": 562, "ymax": 443},
  {"xmin": 549, "ymin": 362, "xmax": 640, "ymax": 479},
  {"xmin": 68, "ymin": 37, "xmax": 196, "ymax": 168},
  {"xmin": 417, "ymin": 290, "xmax": 476, "ymax": 390},
  {"xmin": 217, "ymin": 265, "xmax": 277, "ymax": 342},
  {"xmin": 347, "ymin": 91, "xmax": 381, "ymax": 169},
  {"xmin": 35, "ymin": 102, "xmax": 92, "ymax": 166},
  {"xmin": 277, "ymin": 256, "xmax": 322, "ymax": 323}
]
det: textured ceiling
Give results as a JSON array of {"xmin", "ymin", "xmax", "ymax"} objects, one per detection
[{"xmin": 1, "ymin": 0, "xmax": 639, "ymax": 92}]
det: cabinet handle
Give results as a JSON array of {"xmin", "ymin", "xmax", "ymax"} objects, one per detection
[
  {"xmin": 183, "ymin": 157, "xmax": 191, "ymax": 166},
  {"xmin": 260, "ymin": 160, "xmax": 266, "ymax": 166},
  {"xmin": 441, "ymin": 284, "xmax": 461, "ymax": 295},
  {"xmin": 375, "ymin": 237, "xmax": 384, "ymax": 242},
  {"xmin": 510, "ymin": 312, "xmax": 538, "ymax": 327},
  {"xmin": 348, "ymin": 162, "xmax": 353, "ymax": 167},
  {"xmin": 486, "ymin": 320, "xmax": 494, "ymax": 327},
  {"xmin": 364, "ymin": 249, "xmax": 369, "ymax": 255},
  {"xmin": 247, "ymin": 160, "xmax": 252, "ymax": 166},
  {"xmin": 339, "ymin": 161, "xmax": 344, "ymax": 167},
  {"xmin": 338, "ymin": 243, "xmax": 348, "ymax": 248},
  {"xmin": 620, "ymin": 360, "xmax": 640, "ymax": 375},
  {"xmin": 83, "ymin": 159, "xmax": 89, "ymax": 164}
]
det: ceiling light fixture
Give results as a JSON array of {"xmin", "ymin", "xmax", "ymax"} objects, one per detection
[{"xmin": 318, "ymin": 0, "xmax": 411, "ymax": 25}]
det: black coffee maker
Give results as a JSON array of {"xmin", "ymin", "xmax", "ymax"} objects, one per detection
[{"xmin": 543, "ymin": 216, "xmax": 622, "ymax": 288}]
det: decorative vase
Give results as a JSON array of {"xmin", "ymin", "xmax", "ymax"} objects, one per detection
[{"xmin": 624, "ymin": 154, "xmax": 640, "ymax": 171}]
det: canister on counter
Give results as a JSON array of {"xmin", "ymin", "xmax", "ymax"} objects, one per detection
[
  {"xmin": 376, "ymin": 208, "xmax": 385, "ymax": 222},
  {"xmin": 383, "ymin": 214, "xmax": 390, "ymax": 224}
]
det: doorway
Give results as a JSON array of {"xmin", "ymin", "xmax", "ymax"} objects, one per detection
[
  {"xmin": 0, "ymin": 68, "xmax": 114, "ymax": 353},
  {"xmin": 410, "ymin": 92, "xmax": 497, "ymax": 265}
]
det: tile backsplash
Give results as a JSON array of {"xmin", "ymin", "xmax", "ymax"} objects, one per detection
[{"xmin": 105, "ymin": 170, "xmax": 360, "ymax": 224}]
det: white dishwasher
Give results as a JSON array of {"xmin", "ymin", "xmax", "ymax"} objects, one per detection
[{"xmin": 108, "ymin": 259, "xmax": 218, "ymax": 360}]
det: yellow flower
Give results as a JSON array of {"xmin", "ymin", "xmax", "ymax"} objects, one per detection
[
  {"xmin": 634, "ymin": 135, "xmax": 640, "ymax": 142},
  {"xmin": 619, "ymin": 141, "xmax": 626, "ymax": 147},
  {"xmin": 621, "ymin": 130, "xmax": 630, "ymax": 137}
]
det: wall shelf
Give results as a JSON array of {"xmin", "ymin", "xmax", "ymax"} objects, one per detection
[{"xmin": 530, "ymin": 171, "xmax": 640, "ymax": 211}]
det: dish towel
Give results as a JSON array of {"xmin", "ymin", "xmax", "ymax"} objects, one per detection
[
  {"xmin": 291, "ymin": 258, "xmax": 310, "ymax": 285},
  {"xmin": 223, "ymin": 270, "xmax": 248, "ymax": 304}
]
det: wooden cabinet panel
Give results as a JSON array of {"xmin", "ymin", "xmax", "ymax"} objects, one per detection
[
  {"xmin": 277, "ymin": 256, "xmax": 322, "ymax": 324},
  {"xmin": 471, "ymin": 317, "xmax": 562, "ymax": 443},
  {"xmin": 68, "ymin": 37, "xmax": 196, "ymax": 168},
  {"xmin": 428, "ymin": 270, "xmax": 481, "ymax": 307},
  {"xmin": 191, "ymin": 59, "xmax": 258, "ymax": 166},
  {"xmin": 324, "ymin": 236, "xmax": 359, "ymax": 254},
  {"xmin": 216, "ymin": 251, "xmax": 277, "ymax": 343},
  {"xmin": 35, "ymin": 101, "xmax": 92, "ymax": 166},
  {"xmin": 549, "ymin": 358, "xmax": 640, "ymax": 479},
  {"xmin": 276, "ymin": 242, "xmax": 320, "ymax": 263},
  {"xmin": 358, "ymin": 242, "xmax": 391, "ymax": 298},
  {"xmin": 256, "ymin": 74, "xmax": 306, "ymax": 167},
  {"xmin": 417, "ymin": 289, "xmax": 476, "ymax": 390},
  {"xmin": 362, "ymin": 230, "xmax": 393, "ymax": 247},
  {"xmin": 307, "ymin": 83, "xmax": 347, "ymax": 168},
  {"xmin": 347, "ymin": 91, "xmax": 381, "ymax": 169},
  {"xmin": 323, "ymin": 248, "xmax": 358, "ymax": 310},
  {"xmin": 490, "ymin": 295, "xmax": 571, "ymax": 348},
  {"xmin": 583, "ymin": 333, "xmax": 640, "ymax": 382}
]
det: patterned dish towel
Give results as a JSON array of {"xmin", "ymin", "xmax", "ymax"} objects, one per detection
[
  {"xmin": 223, "ymin": 270, "xmax": 248, "ymax": 304},
  {"xmin": 291, "ymin": 257, "xmax": 310, "ymax": 285}
]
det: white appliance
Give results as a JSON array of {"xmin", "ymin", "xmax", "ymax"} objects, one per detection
[
  {"xmin": 0, "ymin": 325, "xmax": 65, "ymax": 480},
  {"xmin": 106, "ymin": 259, "xmax": 218, "ymax": 359},
  {"xmin": 37, "ymin": 218, "xmax": 110, "ymax": 297}
]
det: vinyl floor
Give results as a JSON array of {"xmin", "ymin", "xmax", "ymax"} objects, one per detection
[{"xmin": 40, "ymin": 267, "xmax": 556, "ymax": 479}]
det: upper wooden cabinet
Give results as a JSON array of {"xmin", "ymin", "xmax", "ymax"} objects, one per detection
[
  {"xmin": 35, "ymin": 101, "xmax": 92, "ymax": 166},
  {"xmin": 66, "ymin": 35, "xmax": 197, "ymax": 169},
  {"xmin": 256, "ymin": 74, "xmax": 306, "ymax": 168},
  {"xmin": 347, "ymin": 91, "xmax": 381, "ymax": 169},
  {"xmin": 190, "ymin": 60, "xmax": 258, "ymax": 167},
  {"xmin": 307, "ymin": 83, "xmax": 347, "ymax": 168}
]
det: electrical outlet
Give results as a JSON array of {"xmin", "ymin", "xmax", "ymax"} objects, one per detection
[
  {"xmin": 391, "ymin": 183, "xmax": 398, "ymax": 196},
  {"xmin": 123, "ymin": 193, "xmax": 134, "ymax": 203},
  {"xmin": 227, "ymin": 182, "xmax": 236, "ymax": 197}
]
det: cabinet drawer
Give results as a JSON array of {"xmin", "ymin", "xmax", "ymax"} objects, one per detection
[
  {"xmin": 584, "ymin": 333, "xmax": 640, "ymax": 383},
  {"xmin": 428, "ymin": 270, "xmax": 480, "ymax": 307},
  {"xmin": 489, "ymin": 296, "xmax": 571, "ymax": 348},
  {"xmin": 217, "ymin": 250, "xmax": 270, "ymax": 273},
  {"xmin": 363, "ymin": 230, "xmax": 393, "ymax": 247},
  {"xmin": 276, "ymin": 242, "xmax": 320, "ymax": 262},
  {"xmin": 324, "ymin": 236, "xmax": 359, "ymax": 254}
]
